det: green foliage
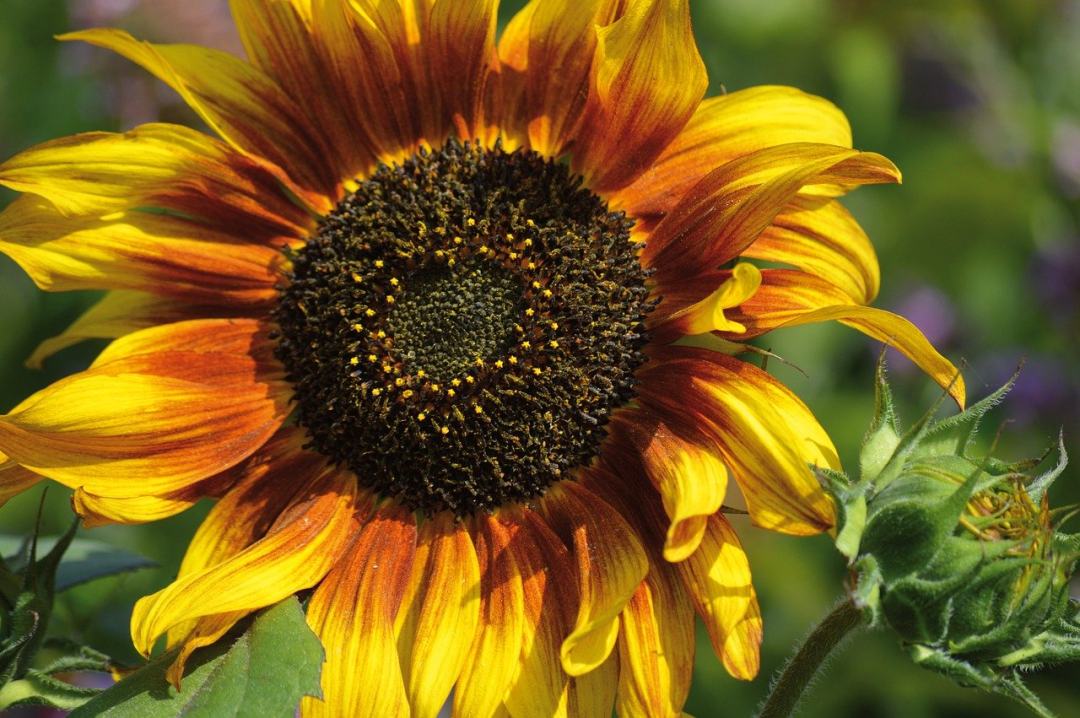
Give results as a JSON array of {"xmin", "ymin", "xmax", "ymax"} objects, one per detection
[
  {"xmin": 70, "ymin": 597, "xmax": 324, "ymax": 718},
  {"xmin": 820, "ymin": 364, "xmax": 1080, "ymax": 716},
  {"xmin": 0, "ymin": 511, "xmax": 154, "ymax": 712}
]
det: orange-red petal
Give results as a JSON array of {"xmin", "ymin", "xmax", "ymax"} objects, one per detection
[
  {"xmin": 573, "ymin": 0, "xmax": 707, "ymax": 192},
  {"xmin": 303, "ymin": 502, "xmax": 416, "ymax": 718}
]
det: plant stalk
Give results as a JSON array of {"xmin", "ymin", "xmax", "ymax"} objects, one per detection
[{"xmin": 758, "ymin": 597, "xmax": 865, "ymax": 718}]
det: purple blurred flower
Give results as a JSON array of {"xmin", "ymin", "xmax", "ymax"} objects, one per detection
[{"xmin": 884, "ymin": 285, "xmax": 958, "ymax": 376}]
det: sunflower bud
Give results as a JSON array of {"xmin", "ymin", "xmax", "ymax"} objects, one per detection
[{"xmin": 820, "ymin": 364, "xmax": 1080, "ymax": 716}]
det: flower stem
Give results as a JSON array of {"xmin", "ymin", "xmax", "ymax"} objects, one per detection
[{"xmin": 757, "ymin": 597, "xmax": 865, "ymax": 718}]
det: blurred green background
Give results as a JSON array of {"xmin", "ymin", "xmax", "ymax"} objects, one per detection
[{"xmin": 1, "ymin": 0, "xmax": 1078, "ymax": 716}]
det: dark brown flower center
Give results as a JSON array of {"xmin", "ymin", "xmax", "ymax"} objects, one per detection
[{"xmin": 273, "ymin": 139, "xmax": 653, "ymax": 516}]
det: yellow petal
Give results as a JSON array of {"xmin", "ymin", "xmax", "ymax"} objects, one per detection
[
  {"xmin": 73, "ymin": 486, "xmax": 205, "ymax": 528},
  {"xmin": 728, "ymin": 273, "xmax": 965, "ymax": 407},
  {"xmin": 0, "ymin": 196, "xmax": 282, "ymax": 306},
  {"xmin": 615, "ymin": 85, "xmax": 853, "ymax": 217},
  {"xmin": 60, "ymin": 28, "xmax": 337, "ymax": 203},
  {"xmin": 616, "ymin": 560, "xmax": 695, "ymax": 717},
  {"xmin": 743, "ymin": 197, "xmax": 880, "ymax": 304},
  {"xmin": 574, "ymin": 0, "xmax": 707, "ymax": 192},
  {"xmin": 395, "ymin": 513, "xmax": 481, "ymax": 718},
  {"xmin": 428, "ymin": 0, "xmax": 499, "ymax": 140},
  {"xmin": 541, "ymin": 481, "xmax": 648, "ymax": 676},
  {"xmin": 783, "ymin": 304, "xmax": 966, "ymax": 407},
  {"xmin": 674, "ymin": 514, "xmax": 762, "ymax": 680},
  {"xmin": 503, "ymin": 510, "xmax": 577, "ymax": 718},
  {"xmin": 640, "ymin": 347, "xmax": 838, "ymax": 536},
  {"xmin": 0, "ymin": 456, "xmax": 42, "ymax": 508},
  {"xmin": 303, "ymin": 502, "xmax": 416, "ymax": 718},
  {"xmin": 453, "ymin": 513, "xmax": 526, "ymax": 718},
  {"xmin": 131, "ymin": 474, "xmax": 357, "ymax": 658},
  {"xmin": 567, "ymin": 650, "xmax": 619, "ymax": 718},
  {"xmin": 26, "ymin": 291, "xmax": 232, "ymax": 370},
  {"xmin": 0, "ymin": 320, "xmax": 287, "ymax": 497},
  {"xmin": 0, "ymin": 123, "xmax": 313, "ymax": 237}
]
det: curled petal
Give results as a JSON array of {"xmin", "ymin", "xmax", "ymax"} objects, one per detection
[
  {"xmin": 674, "ymin": 514, "xmax": 762, "ymax": 680},
  {"xmin": 573, "ymin": 0, "xmax": 707, "ymax": 192},
  {"xmin": 639, "ymin": 347, "xmax": 838, "ymax": 536},
  {"xmin": 642, "ymin": 143, "xmax": 900, "ymax": 280},
  {"xmin": 659, "ymin": 262, "xmax": 761, "ymax": 337},
  {"xmin": 541, "ymin": 481, "xmax": 648, "ymax": 676},
  {"xmin": 303, "ymin": 502, "xmax": 416, "ymax": 718}
]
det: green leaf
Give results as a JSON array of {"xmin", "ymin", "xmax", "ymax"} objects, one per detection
[
  {"xmin": 69, "ymin": 597, "xmax": 324, "ymax": 718},
  {"xmin": 0, "ymin": 535, "xmax": 156, "ymax": 592},
  {"xmin": 0, "ymin": 669, "xmax": 101, "ymax": 711}
]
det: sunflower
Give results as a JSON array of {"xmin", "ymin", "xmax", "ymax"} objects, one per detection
[{"xmin": 0, "ymin": 1, "xmax": 965, "ymax": 716}]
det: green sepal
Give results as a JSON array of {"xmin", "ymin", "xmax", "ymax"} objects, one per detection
[
  {"xmin": 0, "ymin": 669, "xmax": 101, "ymax": 712},
  {"xmin": 857, "ymin": 359, "xmax": 901, "ymax": 486}
]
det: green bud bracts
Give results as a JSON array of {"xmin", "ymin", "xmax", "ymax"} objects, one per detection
[{"xmin": 821, "ymin": 363, "xmax": 1079, "ymax": 718}]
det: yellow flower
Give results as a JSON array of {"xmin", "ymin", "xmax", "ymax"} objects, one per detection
[{"xmin": 0, "ymin": 1, "xmax": 965, "ymax": 716}]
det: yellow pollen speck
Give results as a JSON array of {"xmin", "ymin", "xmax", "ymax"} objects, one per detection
[
  {"xmin": 352, "ymin": 323, "xmax": 364, "ymax": 332},
  {"xmin": 526, "ymin": 219, "xmax": 536, "ymax": 228},
  {"xmin": 533, "ymin": 367, "xmax": 543, "ymax": 376},
  {"xmin": 525, "ymin": 308, "xmax": 535, "ymax": 317},
  {"xmin": 377, "ymin": 330, "xmax": 387, "ymax": 339},
  {"xmin": 543, "ymin": 289, "xmax": 553, "ymax": 298},
  {"xmin": 549, "ymin": 340, "xmax": 560, "ymax": 349},
  {"xmin": 375, "ymin": 260, "xmax": 385, "ymax": 269},
  {"xmin": 451, "ymin": 378, "xmax": 462, "ymax": 387},
  {"xmin": 506, "ymin": 233, "xmax": 514, "ymax": 241},
  {"xmin": 417, "ymin": 221, "xmax": 428, "ymax": 236},
  {"xmin": 532, "ymin": 281, "xmax": 542, "ymax": 290},
  {"xmin": 351, "ymin": 272, "xmax": 363, "ymax": 283},
  {"xmin": 368, "ymin": 354, "xmax": 378, "ymax": 363},
  {"xmin": 435, "ymin": 226, "xmax": 447, "ymax": 235},
  {"xmin": 403, "ymin": 389, "xmax": 414, "ymax": 398},
  {"xmin": 494, "ymin": 360, "xmax": 504, "ymax": 369},
  {"xmin": 416, "ymin": 369, "xmax": 426, "ymax": 379},
  {"xmin": 509, "ymin": 252, "xmax": 519, "ymax": 260},
  {"xmin": 395, "ymin": 378, "xmax": 406, "ymax": 387},
  {"xmin": 386, "ymin": 295, "xmax": 395, "ymax": 304},
  {"xmin": 365, "ymin": 309, "xmax": 377, "ymax": 317},
  {"xmin": 550, "ymin": 322, "xmax": 559, "ymax": 330},
  {"xmin": 508, "ymin": 356, "xmax": 518, "ymax": 365},
  {"xmin": 467, "ymin": 218, "xmax": 476, "ymax": 227},
  {"xmin": 475, "ymin": 358, "xmax": 485, "ymax": 367},
  {"xmin": 524, "ymin": 238, "xmax": 533, "ymax": 247},
  {"xmin": 431, "ymin": 384, "xmax": 440, "ymax": 392},
  {"xmin": 527, "ymin": 262, "xmax": 536, "ymax": 269},
  {"xmin": 448, "ymin": 258, "xmax": 456, "ymax": 267},
  {"xmin": 447, "ymin": 389, "xmax": 456, "ymax": 398},
  {"xmin": 521, "ymin": 341, "xmax": 532, "ymax": 349},
  {"xmin": 350, "ymin": 357, "xmax": 360, "ymax": 366},
  {"xmin": 453, "ymin": 236, "xmax": 464, "ymax": 245},
  {"xmin": 390, "ymin": 277, "xmax": 400, "ymax": 287},
  {"xmin": 473, "ymin": 405, "xmax": 484, "ymax": 414},
  {"xmin": 383, "ymin": 364, "xmax": 393, "ymax": 373},
  {"xmin": 372, "ymin": 388, "xmax": 383, "ymax": 396},
  {"xmin": 435, "ymin": 249, "xmax": 446, "ymax": 258},
  {"xmin": 441, "ymin": 426, "xmax": 450, "ymax": 435},
  {"xmin": 417, "ymin": 412, "xmax": 426, "ymax": 421},
  {"xmin": 466, "ymin": 375, "xmax": 476, "ymax": 384}
]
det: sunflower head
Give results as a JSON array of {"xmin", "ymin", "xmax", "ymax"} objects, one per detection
[
  {"xmin": 0, "ymin": 0, "xmax": 972, "ymax": 715},
  {"xmin": 823, "ymin": 364, "xmax": 1080, "ymax": 714}
]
